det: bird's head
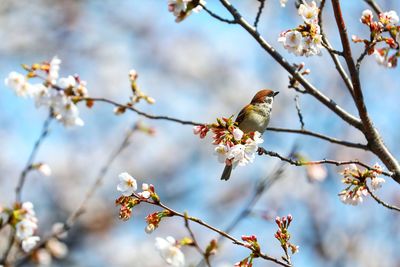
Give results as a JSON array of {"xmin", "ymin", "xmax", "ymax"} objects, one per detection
[{"xmin": 250, "ymin": 89, "xmax": 279, "ymax": 105}]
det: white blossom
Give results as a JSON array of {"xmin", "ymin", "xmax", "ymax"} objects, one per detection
[
  {"xmin": 381, "ymin": 10, "xmax": 399, "ymax": 26},
  {"xmin": 168, "ymin": 0, "xmax": 205, "ymax": 22},
  {"xmin": 155, "ymin": 236, "xmax": 185, "ymax": 267},
  {"xmin": 48, "ymin": 56, "xmax": 61, "ymax": 85},
  {"xmin": 138, "ymin": 183, "xmax": 151, "ymax": 199},
  {"xmin": 21, "ymin": 236, "xmax": 40, "ymax": 252},
  {"xmin": 117, "ymin": 172, "xmax": 137, "ymax": 196},
  {"xmin": 33, "ymin": 84, "xmax": 51, "ymax": 108},
  {"xmin": 145, "ymin": 224, "xmax": 155, "ymax": 234},
  {"xmin": 49, "ymin": 90, "xmax": 68, "ymax": 115},
  {"xmin": 278, "ymin": 31, "xmax": 303, "ymax": 56},
  {"xmin": 4, "ymin": 72, "xmax": 34, "ymax": 97},
  {"xmin": 227, "ymin": 142, "xmax": 257, "ymax": 168},
  {"xmin": 36, "ymin": 163, "xmax": 52, "ymax": 176},
  {"xmin": 168, "ymin": 0, "xmax": 187, "ymax": 17},
  {"xmin": 57, "ymin": 101, "xmax": 84, "ymax": 127},
  {"xmin": 214, "ymin": 144, "xmax": 230, "ymax": 164},
  {"xmin": 362, "ymin": 9, "xmax": 373, "ymax": 19},
  {"xmin": 75, "ymin": 80, "xmax": 88, "ymax": 97},
  {"xmin": 22, "ymin": 202, "xmax": 36, "ymax": 217},
  {"xmin": 58, "ymin": 75, "xmax": 76, "ymax": 89},
  {"xmin": 232, "ymin": 128, "xmax": 244, "ymax": 141},
  {"xmin": 16, "ymin": 219, "xmax": 37, "ymax": 240},
  {"xmin": 252, "ymin": 131, "xmax": 264, "ymax": 144},
  {"xmin": 339, "ymin": 188, "xmax": 367, "ymax": 206},
  {"xmin": 361, "ymin": 9, "xmax": 373, "ymax": 23},
  {"xmin": 298, "ymin": 1, "xmax": 319, "ymax": 23},
  {"xmin": 370, "ymin": 177, "xmax": 385, "ymax": 190}
]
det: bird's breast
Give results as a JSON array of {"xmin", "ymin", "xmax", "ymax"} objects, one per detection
[{"xmin": 238, "ymin": 104, "xmax": 271, "ymax": 133}]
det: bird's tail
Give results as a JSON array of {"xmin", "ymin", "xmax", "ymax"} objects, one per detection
[{"xmin": 221, "ymin": 165, "xmax": 233, "ymax": 181}]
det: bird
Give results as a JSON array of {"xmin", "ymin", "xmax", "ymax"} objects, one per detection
[{"xmin": 221, "ymin": 89, "xmax": 279, "ymax": 181}]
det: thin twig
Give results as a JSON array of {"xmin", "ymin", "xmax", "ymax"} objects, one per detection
[
  {"xmin": 15, "ymin": 113, "xmax": 53, "ymax": 203},
  {"xmin": 14, "ymin": 122, "xmax": 140, "ymax": 266},
  {"xmin": 80, "ymin": 97, "xmax": 201, "ymax": 126},
  {"xmin": 366, "ymin": 185, "xmax": 400, "ymax": 212},
  {"xmin": 184, "ymin": 214, "xmax": 212, "ymax": 267},
  {"xmin": 65, "ymin": 122, "xmax": 139, "ymax": 228},
  {"xmin": 318, "ymin": 0, "xmax": 354, "ymax": 98},
  {"xmin": 258, "ymin": 147, "xmax": 393, "ymax": 177},
  {"xmin": 363, "ymin": 0, "xmax": 382, "ymax": 15},
  {"xmin": 294, "ymin": 96, "xmax": 305, "ymax": 129},
  {"xmin": 199, "ymin": 3, "xmax": 236, "ymax": 24},
  {"xmin": 267, "ymin": 127, "xmax": 369, "ymax": 150},
  {"xmin": 356, "ymin": 40, "xmax": 377, "ymax": 70},
  {"xmin": 84, "ymin": 97, "xmax": 368, "ymax": 150},
  {"xmin": 253, "ymin": 0, "xmax": 266, "ymax": 28},
  {"xmin": 221, "ymin": 159, "xmax": 288, "ymax": 238},
  {"xmin": 141, "ymin": 198, "xmax": 291, "ymax": 267},
  {"xmin": 196, "ymin": 148, "xmax": 292, "ymax": 267}
]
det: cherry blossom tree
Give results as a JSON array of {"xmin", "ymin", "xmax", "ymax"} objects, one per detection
[{"xmin": 1, "ymin": 0, "xmax": 400, "ymax": 266}]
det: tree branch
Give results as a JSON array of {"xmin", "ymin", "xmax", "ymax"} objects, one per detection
[
  {"xmin": 142, "ymin": 197, "xmax": 291, "ymax": 267},
  {"xmin": 331, "ymin": 0, "xmax": 400, "ymax": 183},
  {"xmin": 199, "ymin": 3, "xmax": 236, "ymax": 24},
  {"xmin": 258, "ymin": 147, "xmax": 393, "ymax": 177},
  {"xmin": 253, "ymin": 0, "xmax": 266, "ymax": 29},
  {"xmin": 83, "ymin": 96, "xmax": 369, "ymax": 150},
  {"xmin": 267, "ymin": 127, "xmax": 369, "ymax": 150},
  {"xmin": 366, "ymin": 185, "xmax": 400, "ymax": 212},
  {"xmin": 80, "ymin": 97, "xmax": 201, "ymax": 126},
  {"xmin": 363, "ymin": 0, "xmax": 382, "ymax": 15},
  {"xmin": 183, "ymin": 214, "xmax": 211, "ymax": 267},
  {"xmin": 294, "ymin": 95, "xmax": 305, "ymax": 129},
  {"xmin": 15, "ymin": 113, "xmax": 53, "ymax": 203},
  {"xmin": 318, "ymin": 0, "xmax": 354, "ymax": 98},
  {"xmin": 217, "ymin": 0, "xmax": 363, "ymax": 131}
]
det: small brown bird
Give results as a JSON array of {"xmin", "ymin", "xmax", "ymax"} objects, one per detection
[{"xmin": 221, "ymin": 89, "xmax": 279, "ymax": 181}]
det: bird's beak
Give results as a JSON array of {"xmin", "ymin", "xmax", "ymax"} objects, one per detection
[{"xmin": 273, "ymin": 91, "xmax": 279, "ymax": 97}]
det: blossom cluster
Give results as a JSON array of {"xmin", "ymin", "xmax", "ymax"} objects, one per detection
[
  {"xmin": 339, "ymin": 163, "xmax": 385, "ymax": 205},
  {"xmin": 234, "ymin": 235, "xmax": 260, "ymax": 267},
  {"xmin": 275, "ymin": 215, "xmax": 299, "ymax": 255},
  {"xmin": 4, "ymin": 57, "xmax": 87, "ymax": 127},
  {"xmin": 278, "ymin": 1, "xmax": 323, "ymax": 57},
  {"xmin": 193, "ymin": 117, "xmax": 264, "ymax": 169},
  {"xmin": 115, "ymin": 173, "xmax": 187, "ymax": 266},
  {"xmin": 168, "ymin": 0, "xmax": 206, "ymax": 22},
  {"xmin": 116, "ymin": 172, "xmax": 171, "ymax": 233},
  {"xmin": 1, "ymin": 202, "xmax": 41, "ymax": 252},
  {"xmin": 115, "ymin": 172, "xmax": 159, "ymax": 221},
  {"xmin": 353, "ymin": 9, "xmax": 400, "ymax": 68}
]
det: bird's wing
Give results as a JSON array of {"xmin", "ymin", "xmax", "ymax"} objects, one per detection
[{"xmin": 235, "ymin": 104, "xmax": 250, "ymax": 124}]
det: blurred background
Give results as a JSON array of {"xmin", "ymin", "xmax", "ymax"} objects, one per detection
[{"xmin": 1, "ymin": 0, "xmax": 400, "ymax": 266}]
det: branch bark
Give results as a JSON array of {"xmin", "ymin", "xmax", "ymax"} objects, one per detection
[
  {"xmin": 331, "ymin": 0, "xmax": 400, "ymax": 183},
  {"xmin": 218, "ymin": 0, "xmax": 363, "ymax": 131}
]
